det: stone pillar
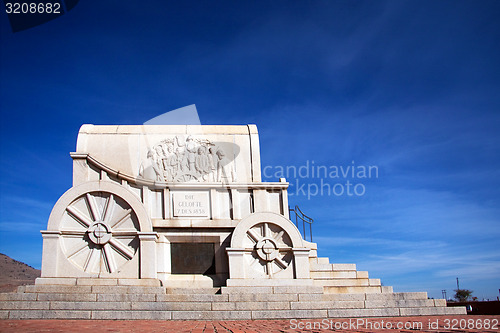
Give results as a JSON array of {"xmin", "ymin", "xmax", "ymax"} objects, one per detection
[
  {"xmin": 40, "ymin": 231, "xmax": 60, "ymax": 277},
  {"xmin": 292, "ymin": 248, "xmax": 311, "ymax": 279},
  {"xmin": 226, "ymin": 248, "xmax": 246, "ymax": 279},
  {"xmin": 138, "ymin": 232, "xmax": 158, "ymax": 279},
  {"xmin": 156, "ymin": 235, "xmax": 171, "ymax": 283}
]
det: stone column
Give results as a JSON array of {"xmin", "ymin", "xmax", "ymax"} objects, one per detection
[
  {"xmin": 138, "ymin": 232, "xmax": 158, "ymax": 279},
  {"xmin": 40, "ymin": 231, "xmax": 61, "ymax": 278},
  {"xmin": 293, "ymin": 248, "xmax": 311, "ymax": 279},
  {"xmin": 226, "ymin": 248, "xmax": 246, "ymax": 279}
]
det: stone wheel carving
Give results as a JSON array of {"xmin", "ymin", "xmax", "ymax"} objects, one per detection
[
  {"xmin": 59, "ymin": 191, "xmax": 139, "ymax": 275},
  {"xmin": 244, "ymin": 222, "xmax": 293, "ymax": 277}
]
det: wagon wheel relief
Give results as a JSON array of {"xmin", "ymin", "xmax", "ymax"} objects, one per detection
[
  {"xmin": 59, "ymin": 191, "xmax": 139, "ymax": 275},
  {"xmin": 245, "ymin": 222, "xmax": 293, "ymax": 277}
]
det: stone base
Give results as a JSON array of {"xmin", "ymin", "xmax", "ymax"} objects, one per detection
[
  {"xmin": 162, "ymin": 274, "xmax": 215, "ymax": 288},
  {"xmin": 0, "ymin": 284, "xmax": 466, "ymax": 320},
  {"xmin": 35, "ymin": 278, "xmax": 161, "ymax": 287},
  {"xmin": 226, "ymin": 278, "xmax": 314, "ymax": 287}
]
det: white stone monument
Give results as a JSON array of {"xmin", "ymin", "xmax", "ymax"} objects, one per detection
[
  {"xmin": 39, "ymin": 124, "xmax": 313, "ymax": 288},
  {"xmin": 0, "ymin": 124, "xmax": 465, "ymax": 320}
]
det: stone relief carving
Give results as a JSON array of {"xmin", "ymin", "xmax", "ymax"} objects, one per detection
[
  {"xmin": 245, "ymin": 222, "xmax": 293, "ymax": 277},
  {"xmin": 61, "ymin": 191, "xmax": 139, "ymax": 274},
  {"xmin": 139, "ymin": 135, "xmax": 237, "ymax": 183}
]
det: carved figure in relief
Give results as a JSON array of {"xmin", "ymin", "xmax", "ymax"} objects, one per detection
[
  {"xmin": 139, "ymin": 150, "xmax": 163, "ymax": 181},
  {"xmin": 217, "ymin": 149, "xmax": 237, "ymax": 183},
  {"xmin": 185, "ymin": 136, "xmax": 197, "ymax": 172},
  {"xmin": 208, "ymin": 147, "xmax": 217, "ymax": 182},
  {"xmin": 195, "ymin": 146, "xmax": 210, "ymax": 180},
  {"xmin": 139, "ymin": 135, "xmax": 236, "ymax": 183},
  {"xmin": 164, "ymin": 145, "xmax": 178, "ymax": 181}
]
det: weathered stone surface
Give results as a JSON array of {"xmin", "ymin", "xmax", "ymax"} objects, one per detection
[
  {"xmin": 211, "ymin": 302, "xmax": 236, "ymax": 311},
  {"xmin": 24, "ymin": 285, "xmax": 92, "ymax": 294},
  {"xmin": 8, "ymin": 310, "xmax": 91, "ymax": 319},
  {"xmin": 400, "ymin": 306, "xmax": 466, "ymax": 316},
  {"xmin": 90, "ymin": 286, "xmax": 164, "ymax": 294},
  {"xmin": 310, "ymin": 271, "xmax": 357, "ymax": 279},
  {"xmin": 434, "ymin": 299, "xmax": 447, "ymax": 307},
  {"xmin": 252, "ymin": 309, "xmax": 327, "ymax": 319},
  {"xmin": 157, "ymin": 294, "xmax": 228, "ymax": 302},
  {"xmin": 37, "ymin": 293, "xmax": 97, "ymax": 302},
  {"xmin": 291, "ymin": 301, "xmax": 364, "ymax": 310},
  {"xmin": 365, "ymin": 299, "xmax": 435, "ymax": 308},
  {"xmin": 365, "ymin": 292, "xmax": 428, "ymax": 300},
  {"xmin": 50, "ymin": 301, "xmax": 132, "ymax": 311},
  {"xmin": 0, "ymin": 301, "xmax": 49, "ymax": 310},
  {"xmin": 97, "ymin": 293, "xmax": 156, "ymax": 302},
  {"xmin": 76, "ymin": 278, "xmax": 118, "ymax": 286},
  {"xmin": 0, "ymin": 293, "xmax": 37, "ymax": 301},
  {"xmin": 221, "ymin": 286, "xmax": 274, "ymax": 294},
  {"xmin": 91, "ymin": 310, "xmax": 171, "ymax": 320},
  {"xmin": 228, "ymin": 293, "xmax": 298, "ymax": 302},
  {"xmin": 165, "ymin": 288, "xmax": 219, "ymax": 294},
  {"xmin": 298, "ymin": 293, "xmax": 365, "ymax": 302},
  {"xmin": 131, "ymin": 301, "xmax": 211, "ymax": 311},
  {"xmin": 328, "ymin": 308, "xmax": 400, "ymax": 318},
  {"xmin": 235, "ymin": 301, "xmax": 290, "ymax": 310},
  {"xmin": 323, "ymin": 286, "xmax": 382, "ymax": 294},
  {"xmin": 273, "ymin": 286, "xmax": 323, "ymax": 294},
  {"xmin": 172, "ymin": 310, "xmax": 252, "ymax": 320}
]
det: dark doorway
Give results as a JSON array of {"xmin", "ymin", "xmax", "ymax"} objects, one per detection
[{"xmin": 171, "ymin": 243, "xmax": 216, "ymax": 275}]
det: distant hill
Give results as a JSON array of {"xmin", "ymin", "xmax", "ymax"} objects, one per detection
[{"xmin": 0, "ymin": 253, "xmax": 40, "ymax": 293}]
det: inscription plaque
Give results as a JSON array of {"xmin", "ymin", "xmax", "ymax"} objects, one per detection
[{"xmin": 173, "ymin": 192, "xmax": 209, "ymax": 217}]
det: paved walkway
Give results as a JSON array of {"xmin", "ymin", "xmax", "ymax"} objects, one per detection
[{"xmin": 1, "ymin": 315, "xmax": 499, "ymax": 332}]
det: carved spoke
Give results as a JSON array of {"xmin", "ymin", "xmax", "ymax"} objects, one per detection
[
  {"xmin": 102, "ymin": 243, "xmax": 117, "ymax": 273},
  {"xmin": 275, "ymin": 230, "xmax": 284, "ymax": 245},
  {"xmin": 109, "ymin": 238, "xmax": 135, "ymax": 260},
  {"xmin": 263, "ymin": 223, "xmax": 269, "ymax": 238},
  {"xmin": 275, "ymin": 256, "xmax": 288, "ymax": 270},
  {"xmin": 60, "ymin": 229, "xmax": 86, "ymax": 236},
  {"xmin": 101, "ymin": 194, "xmax": 114, "ymax": 223},
  {"xmin": 86, "ymin": 193, "xmax": 101, "ymax": 222},
  {"xmin": 247, "ymin": 229, "xmax": 260, "ymax": 244},
  {"xmin": 66, "ymin": 206, "xmax": 92, "ymax": 228},
  {"xmin": 66, "ymin": 243, "xmax": 88, "ymax": 259},
  {"xmin": 266, "ymin": 262, "xmax": 273, "ymax": 277},
  {"xmin": 83, "ymin": 248, "xmax": 96, "ymax": 272},
  {"xmin": 110, "ymin": 209, "xmax": 132, "ymax": 229}
]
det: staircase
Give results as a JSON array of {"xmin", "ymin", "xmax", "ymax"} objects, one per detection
[
  {"xmin": 0, "ymin": 279, "xmax": 465, "ymax": 320},
  {"xmin": 309, "ymin": 257, "xmax": 389, "ymax": 294}
]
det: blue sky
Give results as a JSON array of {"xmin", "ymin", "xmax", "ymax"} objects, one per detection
[{"xmin": 1, "ymin": 1, "xmax": 499, "ymax": 300}]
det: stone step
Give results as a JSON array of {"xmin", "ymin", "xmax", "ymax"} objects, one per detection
[
  {"xmin": 310, "ymin": 271, "xmax": 370, "ymax": 279},
  {"xmin": 221, "ymin": 285, "xmax": 324, "ymax": 294},
  {"xmin": 21, "ymin": 285, "xmax": 166, "ymax": 295},
  {"xmin": 3, "ymin": 305, "xmax": 465, "ymax": 320},
  {"xmin": 323, "ymin": 286, "xmax": 385, "ymax": 294},
  {"xmin": 366, "ymin": 291, "xmax": 429, "ymax": 300},
  {"xmin": 309, "ymin": 258, "xmax": 358, "ymax": 272},
  {"xmin": 165, "ymin": 287, "xmax": 220, "ymax": 294},
  {"xmin": 313, "ymin": 278, "xmax": 381, "ymax": 287}
]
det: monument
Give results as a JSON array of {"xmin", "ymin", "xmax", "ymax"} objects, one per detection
[{"xmin": 0, "ymin": 124, "xmax": 465, "ymax": 320}]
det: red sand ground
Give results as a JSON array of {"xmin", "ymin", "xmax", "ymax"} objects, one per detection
[{"xmin": 1, "ymin": 315, "xmax": 499, "ymax": 332}]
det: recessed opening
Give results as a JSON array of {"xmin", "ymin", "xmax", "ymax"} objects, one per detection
[{"xmin": 170, "ymin": 243, "xmax": 216, "ymax": 275}]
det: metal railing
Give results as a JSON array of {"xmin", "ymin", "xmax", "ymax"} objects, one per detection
[{"xmin": 289, "ymin": 205, "xmax": 313, "ymax": 242}]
